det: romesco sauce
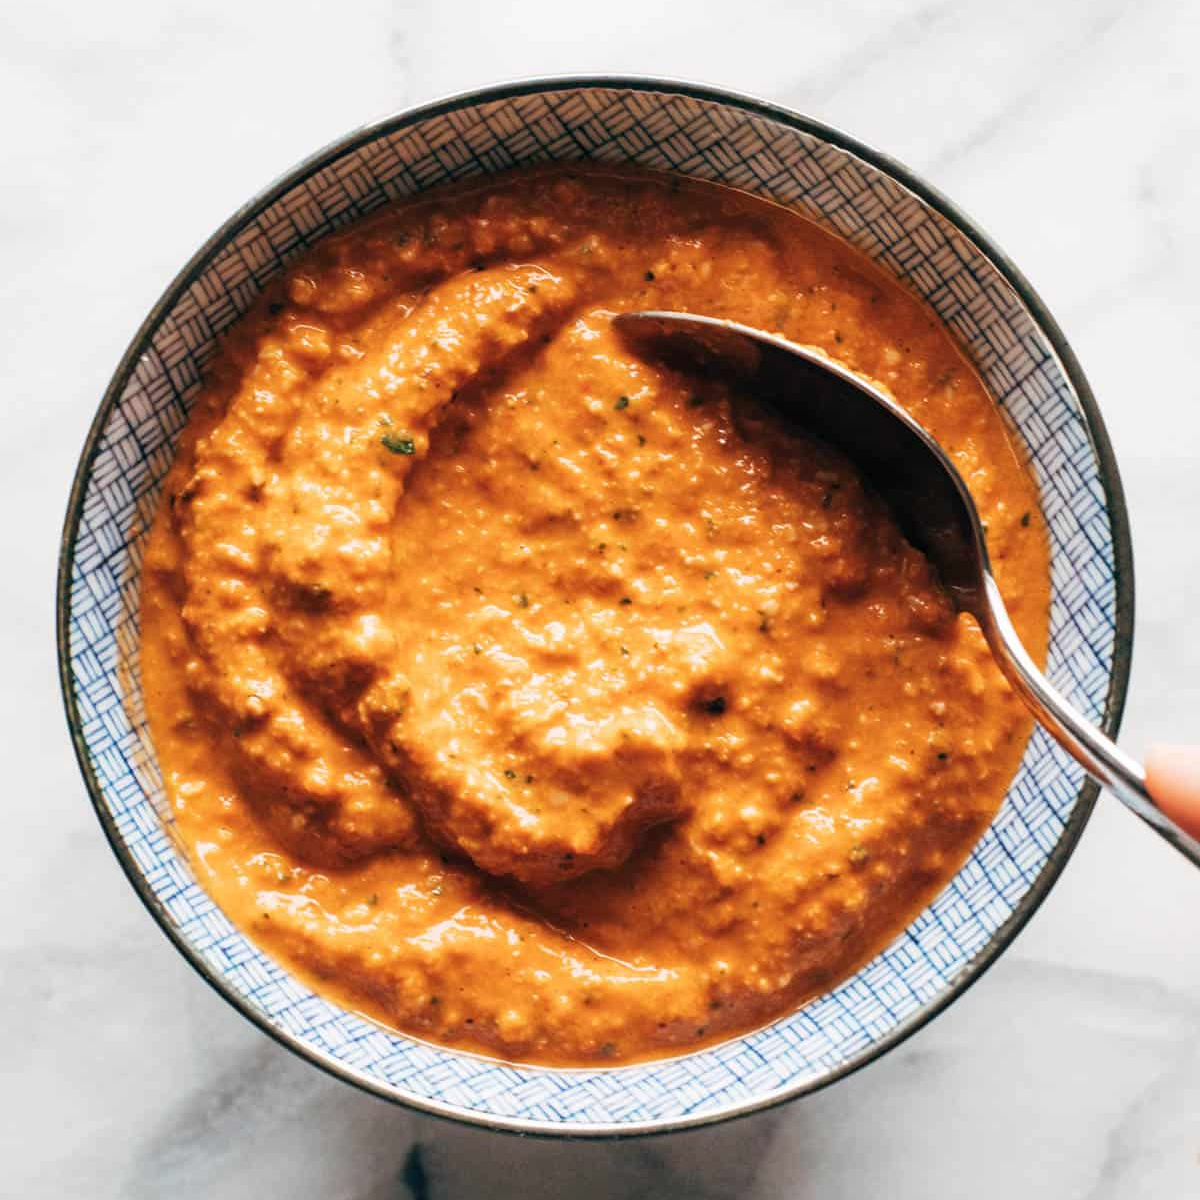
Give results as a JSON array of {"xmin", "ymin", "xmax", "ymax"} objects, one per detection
[{"xmin": 139, "ymin": 166, "xmax": 1049, "ymax": 1064}]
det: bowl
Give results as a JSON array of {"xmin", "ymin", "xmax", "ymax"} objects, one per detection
[{"xmin": 57, "ymin": 76, "xmax": 1133, "ymax": 1136}]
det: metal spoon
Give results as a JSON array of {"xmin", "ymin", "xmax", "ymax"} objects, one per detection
[{"xmin": 616, "ymin": 310, "xmax": 1200, "ymax": 868}]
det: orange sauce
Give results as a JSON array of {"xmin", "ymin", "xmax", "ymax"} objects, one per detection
[{"xmin": 140, "ymin": 166, "xmax": 1048, "ymax": 1064}]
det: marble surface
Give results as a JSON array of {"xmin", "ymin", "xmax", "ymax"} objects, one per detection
[{"xmin": 3, "ymin": 0, "xmax": 1199, "ymax": 1194}]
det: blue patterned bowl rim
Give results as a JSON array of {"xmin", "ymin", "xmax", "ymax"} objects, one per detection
[{"xmin": 56, "ymin": 75, "xmax": 1134, "ymax": 1137}]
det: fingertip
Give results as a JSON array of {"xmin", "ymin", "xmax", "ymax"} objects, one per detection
[{"xmin": 1146, "ymin": 744, "xmax": 1200, "ymax": 841}]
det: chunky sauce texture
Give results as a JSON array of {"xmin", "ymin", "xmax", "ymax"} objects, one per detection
[{"xmin": 140, "ymin": 166, "xmax": 1049, "ymax": 1065}]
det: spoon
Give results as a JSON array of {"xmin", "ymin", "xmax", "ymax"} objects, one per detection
[{"xmin": 615, "ymin": 310, "xmax": 1200, "ymax": 868}]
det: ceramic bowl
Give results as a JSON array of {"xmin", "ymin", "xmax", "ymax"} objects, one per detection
[{"xmin": 57, "ymin": 77, "xmax": 1133, "ymax": 1136}]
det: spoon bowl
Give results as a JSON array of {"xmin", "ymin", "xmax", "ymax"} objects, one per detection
[{"xmin": 617, "ymin": 310, "xmax": 1200, "ymax": 867}]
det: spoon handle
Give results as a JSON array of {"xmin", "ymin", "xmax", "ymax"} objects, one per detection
[{"xmin": 976, "ymin": 575, "xmax": 1200, "ymax": 868}]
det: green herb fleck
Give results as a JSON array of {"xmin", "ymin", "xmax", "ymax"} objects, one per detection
[
  {"xmin": 381, "ymin": 432, "xmax": 415, "ymax": 454},
  {"xmin": 614, "ymin": 395, "xmax": 630, "ymax": 411},
  {"xmin": 516, "ymin": 592, "xmax": 529, "ymax": 608},
  {"xmin": 1020, "ymin": 511, "xmax": 1031, "ymax": 527},
  {"xmin": 620, "ymin": 596, "xmax": 633, "ymax": 606},
  {"xmin": 504, "ymin": 769, "xmax": 517, "ymax": 779},
  {"xmin": 644, "ymin": 270, "xmax": 655, "ymax": 282}
]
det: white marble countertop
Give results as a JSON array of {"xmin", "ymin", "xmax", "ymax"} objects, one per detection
[{"xmin": 4, "ymin": 0, "xmax": 1199, "ymax": 1195}]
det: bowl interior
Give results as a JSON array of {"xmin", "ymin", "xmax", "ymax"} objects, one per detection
[{"xmin": 60, "ymin": 80, "xmax": 1126, "ymax": 1134}]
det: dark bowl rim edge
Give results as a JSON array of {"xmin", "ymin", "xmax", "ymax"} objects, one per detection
[{"xmin": 55, "ymin": 73, "xmax": 1134, "ymax": 1140}]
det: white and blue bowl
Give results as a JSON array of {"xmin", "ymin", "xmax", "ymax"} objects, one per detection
[{"xmin": 57, "ymin": 78, "xmax": 1133, "ymax": 1136}]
